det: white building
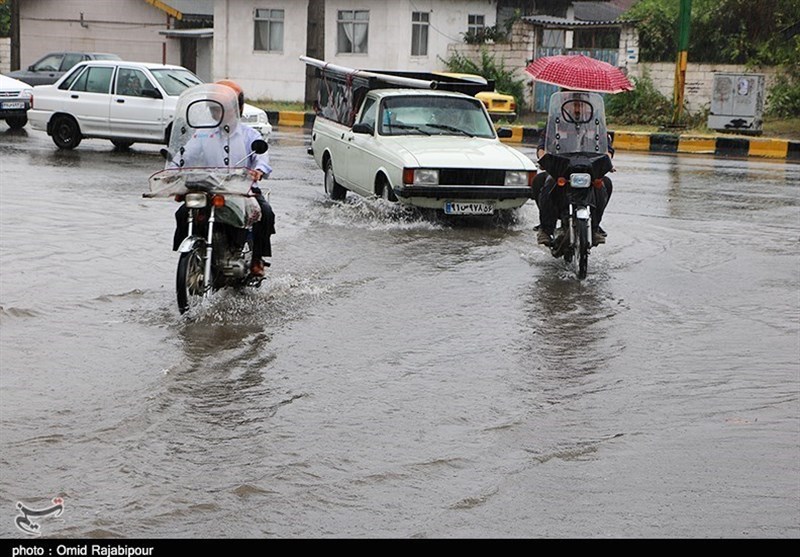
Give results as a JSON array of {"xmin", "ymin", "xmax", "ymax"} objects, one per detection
[{"xmin": 214, "ymin": 0, "xmax": 498, "ymax": 102}]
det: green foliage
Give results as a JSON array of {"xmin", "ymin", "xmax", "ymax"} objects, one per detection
[
  {"xmin": 0, "ymin": 0, "xmax": 10, "ymax": 38},
  {"xmin": 605, "ymin": 72, "xmax": 673, "ymax": 126},
  {"xmin": 623, "ymin": 0, "xmax": 800, "ymax": 64},
  {"xmin": 442, "ymin": 49, "xmax": 526, "ymax": 112}
]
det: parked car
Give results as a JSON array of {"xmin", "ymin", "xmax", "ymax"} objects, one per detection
[
  {"xmin": 435, "ymin": 72, "xmax": 517, "ymax": 123},
  {"xmin": 311, "ymin": 88, "xmax": 536, "ymax": 215},
  {"xmin": 8, "ymin": 52, "xmax": 121, "ymax": 86},
  {"xmin": 0, "ymin": 74, "xmax": 33, "ymax": 129},
  {"xmin": 28, "ymin": 60, "xmax": 271, "ymax": 150}
]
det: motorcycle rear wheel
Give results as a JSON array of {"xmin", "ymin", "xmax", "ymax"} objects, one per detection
[{"xmin": 176, "ymin": 247, "xmax": 206, "ymax": 314}]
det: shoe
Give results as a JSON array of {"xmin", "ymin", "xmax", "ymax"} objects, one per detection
[
  {"xmin": 592, "ymin": 228, "xmax": 607, "ymax": 246},
  {"xmin": 250, "ymin": 259, "xmax": 266, "ymax": 277},
  {"xmin": 537, "ymin": 229, "xmax": 553, "ymax": 246}
]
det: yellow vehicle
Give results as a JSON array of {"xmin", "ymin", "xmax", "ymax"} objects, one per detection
[{"xmin": 434, "ymin": 72, "xmax": 517, "ymax": 123}]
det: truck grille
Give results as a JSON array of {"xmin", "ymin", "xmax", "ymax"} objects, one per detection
[{"xmin": 439, "ymin": 168, "xmax": 505, "ymax": 186}]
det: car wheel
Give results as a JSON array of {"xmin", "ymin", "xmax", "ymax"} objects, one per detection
[
  {"xmin": 324, "ymin": 157, "xmax": 347, "ymax": 201},
  {"xmin": 6, "ymin": 114, "xmax": 27, "ymax": 129},
  {"xmin": 111, "ymin": 139, "xmax": 134, "ymax": 150},
  {"xmin": 51, "ymin": 115, "xmax": 82, "ymax": 149}
]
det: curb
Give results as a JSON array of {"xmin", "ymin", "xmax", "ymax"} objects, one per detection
[{"xmin": 268, "ymin": 111, "xmax": 799, "ymax": 161}]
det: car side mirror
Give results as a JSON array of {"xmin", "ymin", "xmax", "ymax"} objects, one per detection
[
  {"xmin": 496, "ymin": 127, "xmax": 513, "ymax": 138},
  {"xmin": 250, "ymin": 139, "xmax": 268, "ymax": 154},
  {"xmin": 28, "ymin": 65, "xmax": 35, "ymax": 71},
  {"xmin": 160, "ymin": 148, "xmax": 173, "ymax": 161},
  {"xmin": 141, "ymin": 87, "xmax": 162, "ymax": 99},
  {"xmin": 352, "ymin": 122, "xmax": 373, "ymax": 135}
]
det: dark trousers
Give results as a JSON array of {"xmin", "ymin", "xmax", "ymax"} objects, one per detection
[
  {"xmin": 536, "ymin": 173, "xmax": 613, "ymax": 233},
  {"xmin": 173, "ymin": 195, "xmax": 275, "ymax": 261}
]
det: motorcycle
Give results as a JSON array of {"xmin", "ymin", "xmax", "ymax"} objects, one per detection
[
  {"xmin": 537, "ymin": 91, "xmax": 613, "ymax": 279},
  {"xmin": 144, "ymin": 83, "xmax": 270, "ymax": 313}
]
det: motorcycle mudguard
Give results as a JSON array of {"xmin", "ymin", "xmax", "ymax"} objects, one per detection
[
  {"xmin": 576, "ymin": 207, "xmax": 591, "ymax": 220},
  {"xmin": 177, "ymin": 235, "xmax": 205, "ymax": 253}
]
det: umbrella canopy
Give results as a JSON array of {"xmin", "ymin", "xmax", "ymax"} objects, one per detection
[{"xmin": 525, "ymin": 54, "xmax": 634, "ymax": 94}]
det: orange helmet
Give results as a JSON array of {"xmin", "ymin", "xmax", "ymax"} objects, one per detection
[{"xmin": 216, "ymin": 79, "xmax": 244, "ymax": 113}]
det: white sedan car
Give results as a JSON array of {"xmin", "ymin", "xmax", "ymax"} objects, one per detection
[
  {"xmin": 0, "ymin": 74, "xmax": 33, "ymax": 129},
  {"xmin": 28, "ymin": 60, "xmax": 271, "ymax": 149}
]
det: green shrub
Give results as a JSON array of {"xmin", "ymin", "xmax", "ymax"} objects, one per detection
[
  {"xmin": 605, "ymin": 73, "xmax": 673, "ymax": 126},
  {"xmin": 442, "ymin": 49, "xmax": 526, "ymax": 113}
]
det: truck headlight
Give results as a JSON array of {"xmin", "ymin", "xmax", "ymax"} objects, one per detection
[
  {"xmin": 504, "ymin": 171, "xmax": 529, "ymax": 186},
  {"xmin": 403, "ymin": 168, "xmax": 439, "ymax": 185}
]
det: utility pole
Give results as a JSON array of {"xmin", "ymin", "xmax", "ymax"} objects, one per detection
[
  {"xmin": 671, "ymin": 0, "xmax": 691, "ymax": 126},
  {"xmin": 305, "ymin": 0, "xmax": 325, "ymax": 109}
]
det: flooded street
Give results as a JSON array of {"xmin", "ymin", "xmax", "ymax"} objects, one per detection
[{"xmin": 1, "ymin": 126, "xmax": 798, "ymax": 538}]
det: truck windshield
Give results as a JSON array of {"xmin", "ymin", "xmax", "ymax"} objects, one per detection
[{"xmin": 379, "ymin": 95, "xmax": 495, "ymax": 138}]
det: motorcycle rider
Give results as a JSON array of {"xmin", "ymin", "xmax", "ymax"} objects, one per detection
[
  {"xmin": 171, "ymin": 80, "xmax": 275, "ymax": 277},
  {"xmin": 533, "ymin": 91, "xmax": 614, "ymax": 248}
]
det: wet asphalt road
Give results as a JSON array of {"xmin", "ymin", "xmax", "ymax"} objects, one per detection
[{"xmin": 1, "ymin": 124, "xmax": 798, "ymax": 538}]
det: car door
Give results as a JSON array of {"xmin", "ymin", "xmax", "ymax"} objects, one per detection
[
  {"xmin": 63, "ymin": 65, "xmax": 114, "ymax": 135},
  {"xmin": 108, "ymin": 67, "xmax": 165, "ymax": 140}
]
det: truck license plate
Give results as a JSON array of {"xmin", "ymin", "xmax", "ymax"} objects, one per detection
[
  {"xmin": 2, "ymin": 101, "xmax": 25, "ymax": 110},
  {"xmin": 444, "ymin": 202, "xmax": 494, "ymax": 215}
]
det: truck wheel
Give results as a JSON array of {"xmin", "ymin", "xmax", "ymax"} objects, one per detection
[
  {"xmin": 324, "ymin": 158, "xmax": 347, "ymax": 201},
  {"xmin": 379, "ymin": 176, "xmax": 397, "ymax": 202}
]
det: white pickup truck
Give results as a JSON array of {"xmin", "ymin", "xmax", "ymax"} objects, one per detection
[{"xmin": 307, "ymin": 64, "xmax": 537, "ymax": 216}]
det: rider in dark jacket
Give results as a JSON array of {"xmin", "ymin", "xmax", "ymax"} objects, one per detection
[{"xmin": 532, "ymin": 130, "xmax": 614, "ymax": 247}]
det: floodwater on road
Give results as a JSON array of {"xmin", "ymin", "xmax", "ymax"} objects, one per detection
[{"xmin": 1, "ymin": 125, "xmax": 798, "ymax": 538}]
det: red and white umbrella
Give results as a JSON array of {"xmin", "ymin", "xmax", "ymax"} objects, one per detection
[{"xmin": 525, "ymin": 54, "xmax": 634, "ymax": 94}]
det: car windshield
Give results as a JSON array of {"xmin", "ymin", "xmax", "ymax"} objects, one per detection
[
  {"xmin": 149, "ymin": 68, "xmax": 203, "ymax": 96},
  {"xmin": 379, "ymin": 95, "xmax": 495, "ymax": 138}
]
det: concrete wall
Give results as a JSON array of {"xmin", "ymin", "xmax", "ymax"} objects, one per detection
[
  {"xmin": 447, "ymin": 19, "xmax": 534, "ymax": 108},
  {"xmin": 0, "ymin": 37, "xmax": 10, "ymax": 74},
  {"xmin": 629, "ymin": 62, "xmax": 780, "ymax": 113},
  {"xmin": 18, "ymin": 0, "xmax": 182, "ymax": 68}
]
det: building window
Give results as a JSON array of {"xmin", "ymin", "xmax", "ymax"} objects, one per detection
[
  {"xmin": 468, "ymin": 14, "xmax": 485, "ymax": 36},
  {"xmin": 254, "ymin": 9, "xmax": 284, "ymax": 52},
  {"xmin": 337, "ymin": 10, "xmax": 369, "ymax": 54},
  {"xmin": 411, "ymin": 12, "xmax": 429, "ymax": 56}
]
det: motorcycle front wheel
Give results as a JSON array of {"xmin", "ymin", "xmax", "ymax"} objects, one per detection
[
  {"xmin": 176, "ymin": 247, "xmax": 206, "ymax": 314},
  {"xmin": 576, "ymin": 218, "xmax": 590, "ymax": 279}
]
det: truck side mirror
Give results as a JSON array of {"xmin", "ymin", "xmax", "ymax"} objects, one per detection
[
  {"xmin": 352, "ymin": 122, "xmax": 374, "ymax": 135},
  {"xmin": 496, "ymin": 127, "xmax": 513, "ymax": 138}
]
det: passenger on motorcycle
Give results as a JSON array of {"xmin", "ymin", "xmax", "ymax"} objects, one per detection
[
  {"xmin": 170, "ymin": 80, "xmax": 275, "ymax": 277},
  {"xmin": 532, "ymin": 91, "xmax": 614, "ymax": 248}
]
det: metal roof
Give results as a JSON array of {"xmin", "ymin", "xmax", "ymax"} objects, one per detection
[
  {"xmin": 159, "ymin": 27, "xmax": 214, "ymax": 39},
  {"xmin": 522, "ymin": 1, "xmax": 627, "ymax": 28}
]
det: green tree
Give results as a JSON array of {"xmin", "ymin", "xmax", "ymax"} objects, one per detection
[
  {"xmin": 0, "ymin": 0, "xmax": 10, "ymax": 38},
  {"xmin": 624, "ymin": 0, "xmax": 800, "ymax": 64}
]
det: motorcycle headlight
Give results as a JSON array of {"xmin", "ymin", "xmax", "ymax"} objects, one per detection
[
  {"xmin": 184, "ymin": 192, "xmax": 208, "ymax": 208},
  {"xmin": 504, "ymin": 171, "xmax": 529, "ymax": 186},
  {"xmin": 570, "ymin": 173, "xmax": 591, "ymax": 189}
]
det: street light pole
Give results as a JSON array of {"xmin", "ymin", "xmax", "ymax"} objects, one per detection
[{"xmin": 672, "ymin": 0, "xmax": 692, "ymax": 126}]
